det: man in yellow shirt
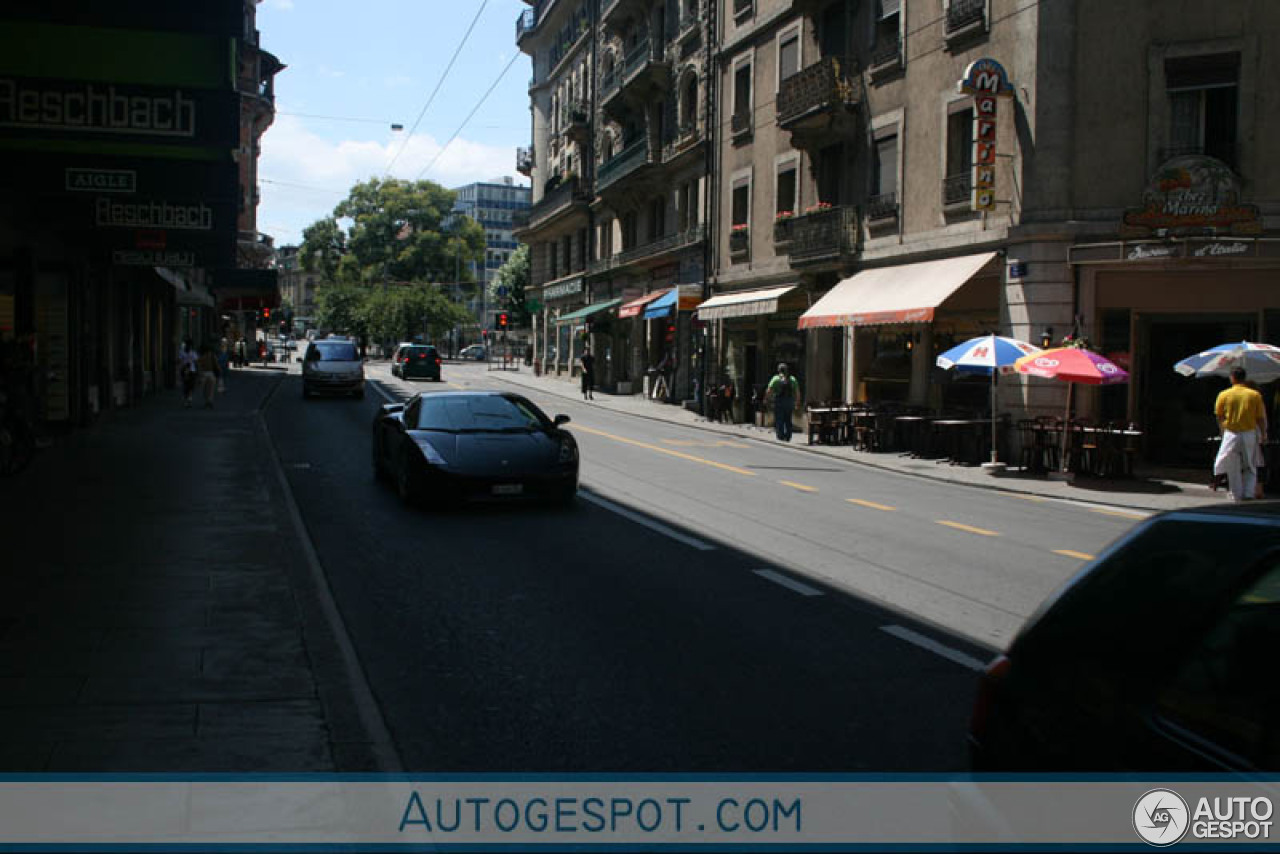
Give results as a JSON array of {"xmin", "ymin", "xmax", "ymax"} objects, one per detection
[{"xmin": 1214, "ymin": 367, "xmax": 1267, "ymax": 501}]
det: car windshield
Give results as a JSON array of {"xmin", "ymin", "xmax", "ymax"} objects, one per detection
[
  {"xmin": 311, "ymin": 342, "xmax": 358, "ymax": 361},
  {"xmin": 411, "ymin": 395, "xmax": 546, "ymax": 432}
]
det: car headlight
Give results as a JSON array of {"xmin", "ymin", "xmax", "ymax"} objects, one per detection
[
  {"xmin": 412, "ymin": 438, "xmax": 448, "ymax": 466},
  {"xmin": 558, "ymin": 437, "xmax": 578, "ymax": 463}
]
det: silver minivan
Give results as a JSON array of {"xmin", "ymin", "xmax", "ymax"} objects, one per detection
[{"xmin": 302, "ymin": 339, "xmax": 364, "ymax": 399}]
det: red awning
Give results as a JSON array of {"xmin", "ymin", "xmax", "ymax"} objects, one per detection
[{"xmin": 617, "ymin": 290, "xmax": 670, "ymax": 318}]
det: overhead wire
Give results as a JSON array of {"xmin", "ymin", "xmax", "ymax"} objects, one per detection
[
  {"xmin": 384, "ymin": 0, "xmax": 491, "ymax": 176},
  {"xmin": 413, "ymin": 52, "xmax": 522, "ymax": 182}
]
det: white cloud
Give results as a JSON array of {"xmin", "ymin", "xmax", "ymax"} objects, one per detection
[
  {"xmin": 268, "ymin": 0, "xmax": 294, "ymax": 9},
  {"xmin": 257, "ymin": 114, "xmax": 529, "ymax": 245}
]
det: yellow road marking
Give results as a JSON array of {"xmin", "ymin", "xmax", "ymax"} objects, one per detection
[
  {"xmin": 847, "ymin": 498, "xmax": 896, "ymax": 511},
  {"xmin": 1053, "ymin": 549, "xmax": 1095, "ymax": 560},
  {"xmin": 661, "ymin": 439, "xmax": 751, "ymax": 448},
  {"xmin": 779, "ymin": 480, "xmax": 817, "ymax": 493},
  {"xmin": 1089, "ymin": 507, "xmax": 1146, "ymax": 519},
  {"xmin": 936, "ymin": 520, "xmax": 1000, "ymax": 537},
  {"xmin": 573, "ymin": 425, "xmax": 757, "ymax": 476}
]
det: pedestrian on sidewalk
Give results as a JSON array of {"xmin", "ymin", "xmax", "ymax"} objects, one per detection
[
  {"xmin": 579, "ymin": 347, "xmax": 596, "ymax": 400},
  {"xmin": 765, "ymin": 363, "xmax": 800, "ymax": 442},
  {"xmin": 235, "ymin": 337, "xmax": 247, "ymax": 368},
  {"xmin": 1213, "ymin": 367, "xmax": 1267, "ymax": 501},
  {"xmin": 179, "ymin": 339, "xmax": 198, "ymax": 407},
  {"xmin": 217, "ymin": 337, "xmax": 231, "ymax": 392},
  {"xmin": 196, "ymin": 344, "xmax": 221, "ymax": 408},
  {"xmin": 718, "ymin": 377, "xmax": 736, "ymax": 423}
]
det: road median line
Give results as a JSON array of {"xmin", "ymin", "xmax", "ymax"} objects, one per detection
[
  {"xmin": 574, "ymin": 424, "xmax": 757, "ymax": 476},
  {"xmin": 936, "ymin": 520, "xmax": 1000, "ymax": 537}
]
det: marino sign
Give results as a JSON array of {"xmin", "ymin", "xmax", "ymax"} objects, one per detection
[
  {"xmin": 957, "ymin": 58, "xmax": 1014, "ymax": 213},
  {"xmin": 1122, "ymin": 155, "xmax": 1261, "ymax": 236}
]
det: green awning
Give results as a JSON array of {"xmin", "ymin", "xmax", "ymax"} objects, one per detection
[{"xmin": 554, "ymin": 298, "xmax": 623, "ymax": 325}]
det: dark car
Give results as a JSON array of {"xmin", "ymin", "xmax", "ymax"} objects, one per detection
[
  {"xmin": 392, "ymin": 344, "xmax": 442, "ymax": 381},
  {"xmin": 372, "ymin": 391, "xmax": 578, "ymax": 506},
  {"xmin": 301, "ymin": 339, "xmax": 364, "ymax": 398},
  {"xmin": 969, "ymin": 501, "xmax": 1280, "ymax": 771}
]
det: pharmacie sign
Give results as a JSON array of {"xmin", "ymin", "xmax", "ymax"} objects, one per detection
[{"xmin": 957, "ymin": 58, "xmax": 1014, "ymax": 213}]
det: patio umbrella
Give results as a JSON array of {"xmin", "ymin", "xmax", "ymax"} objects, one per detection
[
  {"xmin": 935, "ymin": 335, "xmax": 1042, "ymax": 463},
  {"xmin": 1014, "ymin": 347, "xmax": 1129, "ymax": 473},
  {"xmin": 1173, "ymin": 341, "xmax": 1280, "ymax": 383}
]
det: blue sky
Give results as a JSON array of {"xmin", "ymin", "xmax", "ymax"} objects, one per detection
[{"xmin": 256, "ymin": 0, "xmax": 533, "ymax": 246}]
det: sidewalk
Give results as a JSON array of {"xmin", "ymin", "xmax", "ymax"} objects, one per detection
[
  {"xmin": 484, "ymin": 365, "xmax": 1226, "ymax": 513},
  {"xmin": 0, "ymin": 367, "xmax": 388, "ymax": 771}
]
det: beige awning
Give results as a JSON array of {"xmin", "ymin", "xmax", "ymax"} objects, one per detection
[
  {"xmin": 696, "ymin": 285, "xmax": 796, "ymax": 320},
  {"xmin": 798, "ymin": 252, "xmax": 997, "ymax": 329}
]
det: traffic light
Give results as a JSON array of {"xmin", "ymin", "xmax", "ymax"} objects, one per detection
[
  {"xmin": 498, "ymin": 312, "xmax": 508, "ymax": 329},
  {"xmin": 262, "ymin": 307, "xmax": 271, "ymax": 320}
]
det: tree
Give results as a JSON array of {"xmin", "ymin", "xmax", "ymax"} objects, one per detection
[
  {"xmin": 490, "ymin": 244, "xmax": 531, "ymax": 327},
  {"xmin": 315, "ymin": 285, "xmax": 367, "ymax": 338},
  {"xmin": 359, "ymin": 286, "xmax": 472, "ymax": 348},
  {"xmin": 300, "ymin": 218, "xmax": 347, "ymax": 282}
]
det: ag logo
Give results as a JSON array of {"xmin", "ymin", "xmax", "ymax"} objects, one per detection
[
  {"xmin": 1034, "ymin": 357, "xmax": 1059, "ymax": 368},
  {"xmin": 1133, "ymin": 789, "xmax": 1189, "ymax": 846}
]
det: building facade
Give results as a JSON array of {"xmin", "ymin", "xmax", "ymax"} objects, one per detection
[
  {"xmin": 0, "ymin": 1, "xmax": 280, "ymax": 431},
  {"xmin": 452, "ymin": 177, "xmax": 532, "ymax": 332},
  {"xmin": 712, "ymin": 0, "xmax": 1279, "ymax": 463}
]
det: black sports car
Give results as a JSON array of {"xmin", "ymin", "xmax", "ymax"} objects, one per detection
[{"xmin": 372, "ymin": 391, "xmax": 578, "ymax": 506}]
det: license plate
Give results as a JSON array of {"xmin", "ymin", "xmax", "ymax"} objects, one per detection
[{"xmin": 492, "ymin": 484, "xmax": 523, "ymax": 496}]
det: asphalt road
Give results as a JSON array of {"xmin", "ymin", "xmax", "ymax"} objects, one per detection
[{"xmin": 264, "ymin": 361, "xmax": 1145, "ymax": 771}]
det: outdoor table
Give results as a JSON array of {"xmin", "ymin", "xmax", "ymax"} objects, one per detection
[
  {"xmin": 806, "ymin": 407, "xmax": 850, "ymax": 445},
  {"xmin": 931, "ymin": 419, "xmax": 986, "ymax": 466},
  {"xmin": 850, "ymin": 411, "xmax": 880, "ymax": 451},
  {"xmin": 1081, "ymin": 427, "xmax": 1142, "ymax": 477},
  {"xmin": 894, "ymin": 415, "xmax": 939, "ymax": 458}
]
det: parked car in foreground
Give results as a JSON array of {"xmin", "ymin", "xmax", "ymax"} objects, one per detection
[
  {"xmin": 391, "ymin": 344, "xmax": 442, "ymax": 381},
  {"xmin": 302, "ymin": 339, "xmax": 364, "ymax": 399},
  {"xmin": 970, "ymin": 502, "xmax": 1280, "ymax": 771},
  {"xmin": 372, "ymin": 391, "xmax": 578, "ymax": 507}
]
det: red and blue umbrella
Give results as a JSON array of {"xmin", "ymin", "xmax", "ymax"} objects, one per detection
[
  {"xmin": 1174, "ymin": 341, "xmax": 1280, "ymax": 383},
  {"xmin": 935, "ymin": 335, "xmax": 1041, "ymax": 375},
  {"xmin": 1014, "ymin": 348, "xmax": 1129, "ymax": 474}
]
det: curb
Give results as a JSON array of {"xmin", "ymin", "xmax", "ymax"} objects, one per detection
[{"xmin": 488, "ymin": 371, "xmax": 1194, "ymax": 514}]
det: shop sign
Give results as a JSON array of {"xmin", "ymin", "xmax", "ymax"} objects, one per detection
[
  {"xmin": 543, "ymin": 276, "xmax": 583, "ymax": 300},
  {"xmin": 112, "ymin": 248, "xmax": 195, "ymax": 267},
  {"xmin": 1191, "ymin": 240, "xmax": 1252, "ymax": 258},
  {"xmin": 1069, "ymin": 237, "xmax": 1269, "ymax": 265},
  {"xmin": 66, "ymin": 168, "xmax": 136, "ymax": 193},
  {"xmin": 1122, "ymin": 155, "xmax": 1261, "ymax": 236},
  {"xmin": 0, "ymin": 76, "xmax": 239, "ymax": 150},
  {"xmin": 957, "ymin": 58, "xmax": 1014, "ymax": 212},
  {"xmin": 1126, "ymin": 242, "xmax": 1178, "ymax": 261}
]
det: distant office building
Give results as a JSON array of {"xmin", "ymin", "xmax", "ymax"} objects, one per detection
[{"xmin": 452, "ymin": 177, "xmax": 532, "ymax": 329}]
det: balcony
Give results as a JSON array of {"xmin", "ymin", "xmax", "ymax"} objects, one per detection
[
  {"xmin": 596, "ymin": 139, "xmax": 651, "ymax": 192},
  {"xmin": 730, "ymin": 110, "xmax": 752, "ymax": 139},
  {"xmin": 603, "ymin": 39, "xmax": 670, "ymax": 116},
  {"xmin": 601, "ymin": 0, "xmax": 646, "ymax": 34},
  {"xmin": 869, "ymin": 33, "xmax": 902, "ymax": 79},
  {"xmin": 942, "ymin": 173, "xmax": 972, "ymax": 210},
  {"xmin": 729, "ymin": 227, "xmax": 750, "ymax": 258},
  {"xmin": 589, "ymin": 224, "xmax": 706, "ymax": 275},
  {"xmin": 777, "ymin": 205, "xmax": 859, "ymax": 267},
  {"xmin": 662, "ymin": 122, "xmax": 703, "ymax": 164},
  {"xmin": 944, "ymin": 0, "xmax": 987, "ymax": 46},
  {"xmin": 517, "ymin": 146, "xmax": 534, "ymax": 177},
  {"xmin": 516, "ymin": 8, "xmax": 536, "ymax": 42},
  {"xmin": 561, "ymin": 100, "xmax": 590, "ymax": 144},
  {"xmin": 515, "ymin": 176, "xmax": 589, "ymax": 234},
  {"xmin": 676, "ymin": 8, "xmax": 701, "ymax": 43},
  {"xmin": 866, "ymin": 192, "xmax": 899, "ymax": 223},
  {"xmin": 777, "ymin": 56, "xmax": 860, "ymax": 140}
]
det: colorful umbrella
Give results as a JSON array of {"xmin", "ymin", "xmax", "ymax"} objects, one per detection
[
  {"xmin": 1174, "ymin": 341, "xmax": 1280, "ymax": 383},
  {"xmin": 1014, "ymin": 348, "xmax": 1129, "ymax": 473},
  {"xmin": 936, "ymin": 335, "xmax": 1042, "ymax": 464}
]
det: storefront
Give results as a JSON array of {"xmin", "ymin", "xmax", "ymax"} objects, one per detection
[
  {"xmin": 553, "ymin": 297, "xmax": 622, "ymax": 386},
  {"xmin": 699, "ymin": 285, "xmax": 808, "ymax": 422},
  {"xmin": 799, "ymin": 252, "xmax": 1001, "ymax": 408},
  {"xmin": 534, "ymin": 274, "xmax": 585, "ymax": 375}
]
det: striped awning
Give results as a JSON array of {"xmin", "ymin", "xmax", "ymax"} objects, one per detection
[
  {"xmin": 617, "ymin": 291, "xmax": 668, "ymax": 319},
  {"xmin": 695, "ymin": 286, "xmax": 796, "ymax": 321}
]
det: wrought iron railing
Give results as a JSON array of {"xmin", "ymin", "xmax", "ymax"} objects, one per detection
[
  {"xmin": 516, "ymin": 8, "xmax": 536, "ymax": 40},
  {"xmin": 590, "ymin": 224, "xmax": 706, "ymax": 274},
  {"xmin": 596, "ymin": 139, "xmax": 649, "ymax": 191},
  {"xmin": 729, "ymin": 228, "xmax": 750, "ymax": 255},
  {"xmin": 517, "ymin": 146, "xmax": 534, "ymax": 175},
  {"xmin": 942, "ymin": 173, "xmax": 971, "ymax": 206},
  {"xmin": 945, "ymin": 0, "xmax": 985, "ymax": 33},
  {"xmin": 866, "ymin": 192, "xmax": 898, "ymax": 221},
  {"xmin": 523, "ymin": 177, "xmax": 587, "ymax": 230},
  {"xmin": 870, "ymin": 33, "xmax": 901, "ymax": 68},
  {"xmin": 731, "ymin": 111, "xmax": 751, "ymax": 137},
  {"xmin": 788, "ymin": 206, "xmax": 859, "ymax": 263},
  {"xmin": 777, "ymin": 56, "xmax": 859, "ymax": 125}
]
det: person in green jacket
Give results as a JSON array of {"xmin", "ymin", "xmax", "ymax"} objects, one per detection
[{"xmin": 765, "ymin": 362, "xmax": 800, "ymax": 442}]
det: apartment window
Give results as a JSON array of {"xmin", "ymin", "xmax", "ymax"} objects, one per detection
[
  {"xmin": 778, "ymin": 25, "xmax": 801, "ymax": 85},
  {"xmin": 599, "ymin": 219, "xmax": 614, "ymax": 258},
  {"xmin": 680, "ymin": 74, "xmax": 698, "ymax": 130},
  {"xmin": 776, "ymin": 158, "xmax": 798, "ymax": 215},
  {"xmin": 548, "ymin": 241, "xmax": 558, "ymax": 279},
  {"xmin": 562, "ymin": 235, "xmax": 572, "ymax": 272},
  {"xmin": 873, "ymin": 133, "xmax": 898, "ymax": 197},
  {"xmin": 1165, "ymin": 52, "xmax": 1239, "ymax": 167},
  {"xmin": 946, "ymin": 106, "xmax": 973, "ymax": 177},
  {"xmin": 677, "ymin": 182, "xmax": 697, "ymax": 231},
  {"xmin": 732, "ymin": 60, "xmax": 752, "ymax": 135},
  {"xmin": 731, "ymin": 177, "xmax": 750, "ymax": 228},
  {"xmin": 872, "ymin": 0, "xmax": 901, "ymax": 66},
  {"xmin": 648, "ymin": 196, "xmax": 665, "ymax": 241},
  {"xmin": 622, "ymin": 211, "xmax": 639, "ymax": 250},
  {"xmin": 578, "ymin": 228, "xmax": 588, "ymax": 269}
]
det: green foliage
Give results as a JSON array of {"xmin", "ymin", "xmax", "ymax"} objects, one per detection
[
  {"xmin": 315, "ymin": 285, "xmax": 367, "ymax": 339},
  {"xmin": 358, "ymin": 286, "xmax": 473, "ymax": 346},
  {"xmin": 299, "ymin": 218, "xmax": 346, "ymax": 281},
  {"xmin": 490, "ymin": 244, "xmax": 530, "ymax": 328}
]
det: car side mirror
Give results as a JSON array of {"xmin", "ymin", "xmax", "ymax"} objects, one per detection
[{"xmin": 554, "ymin": 414, "xmax": 571, "ymax": 426}]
